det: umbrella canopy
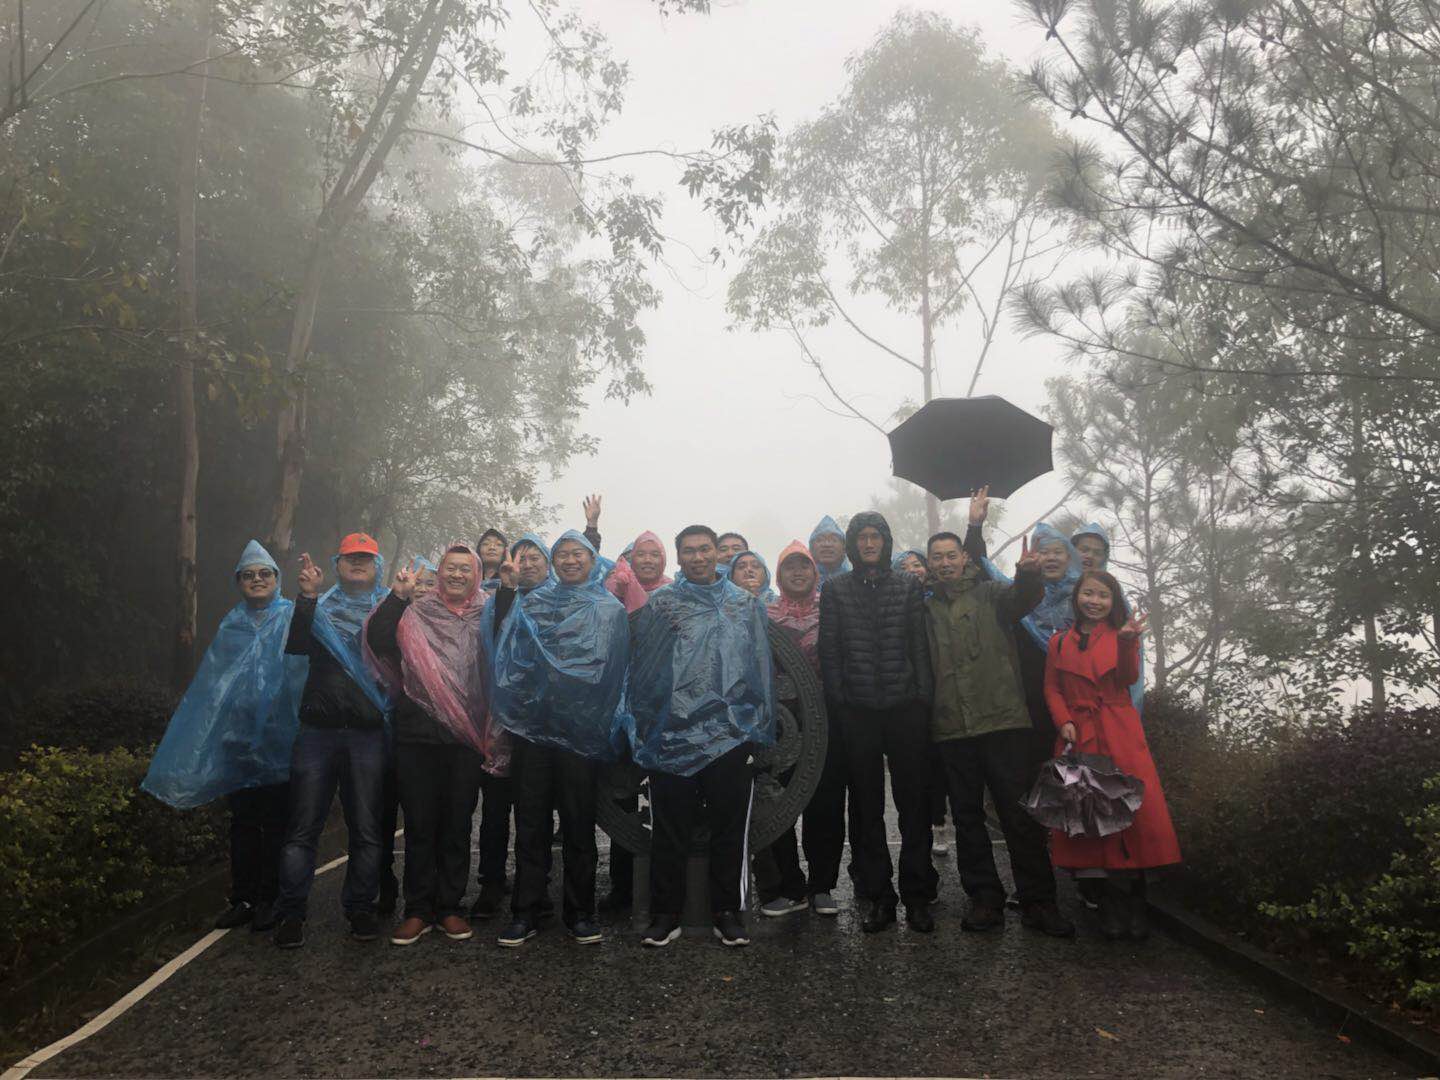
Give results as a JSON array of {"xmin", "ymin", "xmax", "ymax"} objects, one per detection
[
  {"xmin": 1020, "ymin": 750, "xmax": 1146, "ymax": 839},
  {"xmin": 887, "ymin": 395, "xmax": 1053, "ymax": 500}
]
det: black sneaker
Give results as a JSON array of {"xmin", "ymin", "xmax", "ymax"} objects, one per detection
[
  {"xmin": 642, "ymin": 915, "xmax": 681, "ymax": 947},
  {"xmin": 713, "ymin": 911, "xmax": 750, "ymax": 947},
  {"xmin": 861, "ymin": 900, "xmax": 897, "ymax": 933},
  {"xmin": 377, "ymin": 875, "xmax": 399, "ymax": 916},
  {"xmin": 904, "ymin": 903, "xmax": 935, "ymax": 933},
  {"xmin": 498, "ymin": 917, "xmax": 538, "ymax": 948},
  {"xmin": 469, "ymin": 882, "xmax": 504, "ymax": 920},
  {"xmin": 348, "ymin": 910, "xmax": 380, "ymax": 942},
  {"xmin": 568, "ymin": 918, "xmax": 603, "ymax": 945},
  {"xmin": 1021, "ymin": 901, "xmax": 1076, "ymax": 938},
  {"xmin": 251, "ymin": 901, "xmax": 279, "ymax": 933},
  {"xmin": 214, "ymin": 901, "xmax": 254, "ymax": 930},
  {"xmin": 274, "ymin": 916, "xmax": 305, "ymax": 949}
]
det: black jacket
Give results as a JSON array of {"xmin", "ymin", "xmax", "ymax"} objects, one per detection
[
  {"xmin": 285, "ymin": 595, "xmax": 385, "ymax": 731},
  {"xmin": 363, "ymin": 593, "xmax": 455, "ymax": 745},
  {"xmin": 817, "ymin": 511, "xmax": 933, "ymax": 711}
]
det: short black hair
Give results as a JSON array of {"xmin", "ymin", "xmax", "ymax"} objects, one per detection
[
  {"xmin": 675, "ymin": 524, "xmax": 719, "ymax": 549},
  {"xmin": 717, "ymin": 531, "xmax": 748, "ymax": 548},
  {"xmin": 926, "ymin": 531, "xmax": 965, "ymax": 554}
]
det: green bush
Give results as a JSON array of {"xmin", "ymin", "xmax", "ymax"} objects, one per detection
[
  {"xmin": 2, "ymin": 679, "xmax": 177, "ymax": 766},
  {"xmin": 1263, "ymin": 777, "xmax": 1440, "ymax": 1006},
  {"xmin": 0, "ymin": 746, "xmax": 223, "ymax": 980}
]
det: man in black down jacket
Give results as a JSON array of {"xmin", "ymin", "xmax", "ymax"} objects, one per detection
[{"xmin": 818, "ymin": 511, "xmax": 936, "ymax": 933}]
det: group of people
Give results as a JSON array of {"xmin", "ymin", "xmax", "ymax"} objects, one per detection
[{"xmin": 143, "ymin": 489, "xmax": 1180, "ymax": 951}]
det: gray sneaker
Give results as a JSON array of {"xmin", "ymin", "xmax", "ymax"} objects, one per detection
[
  {"xmin": 759, "ymin": 896, "xmax": 807, "ymax": 917},
  {"xmin": 810, "ymin": 891, "xmax": 839, "ymax": 917}
]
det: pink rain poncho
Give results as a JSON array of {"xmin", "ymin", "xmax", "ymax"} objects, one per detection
[
  {"xmin": 606, "ymin": 529, "xmax": 671, "ymax": 612},
  {"xmin": 391, "ymin": 545, "xmax": 510, "ymax": 774},
  {"xmin": 766, "ymin": 540, "xmax": 821, "ymax": 675}
]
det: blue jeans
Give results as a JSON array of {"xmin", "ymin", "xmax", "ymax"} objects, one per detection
[{"xmin": 275, "ymin": 725, "xmax": 385, "ymax": 920}]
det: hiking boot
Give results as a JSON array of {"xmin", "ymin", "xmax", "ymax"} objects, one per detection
[
  {"xmin": 377, "ymin": 875, "xmax": 399, "ymax": 916},
  {"xmin": 348, "ymin": 910, "xmax": 380, "ymax": 942},
  {"xmin": 469, "ymin": 882, "xmax": 505, "ymax": 920},
  {"xmin": 961, "ymin": 901, "xmax": 1005, "ymax": 931},
  {"xmin": 251, "ymin": 901, "xmax": 279, "ymax": 933},
  {"xmin": 642, "ymin": 915, "xmax": 681, "ymax": 947},
  {"xmin": 390, "ymin": 917, "xmax": 432, "ymax": 946},
  {"xmin": 759, "ymin": 896, "xmax": 807, "ymax": 918},
  {"xmin": 810, "ymin": 891, "xmax": 839, "ymax": 917},
  {"xmin": 498, "ymin": 917, "xmax": 538, "ymax": 947},
  {"xmin": 713, "ymin": 911, "xmax": 751, "ymax": 947},
  {"xmin": 214, "ymin": 901, "xmax": 254, "ymax": 930},
  {"xmin": 568, "ymin": 918, "xmax": 603, "ymax": 945},
  {"xmin": 905, "ymin": 903, "xmax": 936, "ymax": 933},
  {"xmin": 860, "ymin": 900, "xmax": 897, "ymax": 934},
  {"xmin": 1128, "ymin": 893, "xmax": 1151, "ymax": 941},
  {"xmin": 440, "ymin": 915, "xmax": 473, "ymax": 941},
  {"xmin": 274, "ymin": 916, "xmax": 304, "ymax": 949},
  {"xmin": 1022, "ymin": 901, "xmax": 1076, "ymax": 938}
]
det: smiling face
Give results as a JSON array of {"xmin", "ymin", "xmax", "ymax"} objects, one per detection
[
  {"xmin": 729, "ymin": 554, "xmax": 766, "ymax": 596},
  {"xmin": 677, "ymin": 533, "xmax": 718, "ymax": 584},
  {"xmin": 237, "ymin": 564, "xmax": 279, "ymax": 607},
  {"xmin": 1074, "ymin": 534, "xmax": 1108, "ymax": 572},
  {"xmin": 412, "ymin": 568, "xmax": 438, "ymax": 599},
  {"xmin": 336, "ymin": 552, "xmax": 377, "ymax": 591},
  {"xmin": 478, "ymin": 535, "xmax": 505, "ymax": 573},
  {"xmin": 777, "ymin": 554, "xmax": 817, "ymax": 599},
  {"xmin": 552, "ymin": 539, "xmax": 594, "ymax": 585},
  {"xmin": 1037, "ymin": 541, "xmax": 1071, "ymax": 582},
  {"xmin": 897, "ymin": 553, "xmax": 927, "ymax": 580},
  {"xmin": 439, "ymin": 551, "xmax": 476, "ymax": 601},
  {"xmin": 1076, "ymin": 576, "xmax": 1114, "ymax": 625},
  {"xmin": 514, "ymin": 543, "xmax": 550, "ymax": 588},
  {"xmin": 927, "ymin": 538, "xmax": 969, "ymax": 583},
  {"xmin": 630, "ymin": 539, "xmax": 665, "ymax": 585},
  {"xmin": 717, "ymin": 535, "xmax": 747, "ymax": 564},
  {"xmin": 809, "ymin": 532, "xmax": 844, "ymax": 569}
]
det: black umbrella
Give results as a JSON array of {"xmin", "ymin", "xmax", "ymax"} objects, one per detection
[{"xmin": 887, "ymin": 395, "xmax": 1053, "ymax": 501}]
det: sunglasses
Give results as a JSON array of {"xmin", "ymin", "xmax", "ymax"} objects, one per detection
[{"xmin": 239, "ymin": 568, "xmax": 276, "ymax": 582}]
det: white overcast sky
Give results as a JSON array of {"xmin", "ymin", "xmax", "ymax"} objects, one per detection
[{"xmin": 505, "ymin": 0, "xmax": 1081, "ymax": 569}]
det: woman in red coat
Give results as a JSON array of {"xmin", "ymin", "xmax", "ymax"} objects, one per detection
[{"xmin": 1045, "ymin": 570, "xmax": 1180, "ymax": 940}]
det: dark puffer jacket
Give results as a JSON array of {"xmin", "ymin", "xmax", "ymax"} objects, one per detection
[{"xmin": 817, "ymin": 511, "xmax": 933, "ymax": 711}]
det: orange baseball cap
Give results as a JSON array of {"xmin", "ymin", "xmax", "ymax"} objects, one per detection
[{"xmin": 338, "ymin": 532, "xmax": 380, "ymax": 556}]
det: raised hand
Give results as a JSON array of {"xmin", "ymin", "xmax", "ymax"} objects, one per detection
[
  {"xmin": 1118, "ymin": 611, "xmax": 1150, "ymax": 640},
  {"xmin": 497, "ymin": 547, "xmax": 519, "ymax": 589},
  {"xmin": 297, "ymin": 553, "xmax": 323, "ymax": 598},
  {"xmin": 968, "ymin": 485, "xmax": 990, "ymax": 526},
  {"xmin": 1015, "ymin": 533, "xmax": 1039, "ymax": 574},
  {"xmin": 391, "ymin": 564, "xmax": 416, "ymax": 600},
  {"xmin": 583, "ymin": 493, "xmax": 603, "ymax": 529}
]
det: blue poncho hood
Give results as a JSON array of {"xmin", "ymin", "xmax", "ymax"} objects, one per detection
[
  {"xmin": 1071, "ymin": 522, "xmax": 1111, "ymax": 565},
  {"xmin": 808, "ymin": 515, "xmax": 851, "ymax": 587},
  {"xmin": 891, "ymin": 549, "xmax": 926, "ymax": 572},
  {"xmin": 729, "ymin": 550, "xmax": 778, "ymax": 604},
  {"xmin": 626, "ymin": 573, "xmax": 775, "ymax": 777},
  {"xmin": 315, "ymin": 551, "xmax": 391, "ymax": 714},
  {"xmin": 143, "ymin": 541, "xmax": 307, "ymax": 809},
  {"xmin": 981, "ymin": 522, "xmax": 1082, "ymax": 651},
  {"xmin": 490, "ymin": 530, "xmax": 629, "ymax": 760}
]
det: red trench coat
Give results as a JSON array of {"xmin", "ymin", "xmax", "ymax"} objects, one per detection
[{"xmin": 1044, "ymin": 624, "xmax": 1181, "ymax": 871}]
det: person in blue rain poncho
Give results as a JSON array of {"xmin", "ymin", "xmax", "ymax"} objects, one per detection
[
  {"xmin": 727, "ymin": 549, "xmax": 778, "ymax": 604},
  {"xmin": 272, "ymin": 533, "xmax": 391, "ymax": 949},
  {"xmin": 143, "ymin": 540, "xmax": 307, "ymax": 933},
  {"xmin": 1071, "ymin": 522, "xmax": 1145, "ymax": 714},
  {"xmin": 489, "ymin": 531, "xmax": 629, "ymax": 948},
  {"xmin": 629, "ymin": 525, "xmax": 776, "ymax": 949},
  {"xmin": 808, "ymin": 515, "xmax": 851, "ymax": 589}
]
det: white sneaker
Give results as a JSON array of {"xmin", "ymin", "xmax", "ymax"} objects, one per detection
[
  {"xmin": 759, "ymin": 896, "xmax": 807, "ymax": 917},
  {"xmin": 810, "ymin": 891, "xmax": 839, "ymax": 916},
  {"xmin": 932, "ymin": 825, "xmax": 951, "ymax": 857}
]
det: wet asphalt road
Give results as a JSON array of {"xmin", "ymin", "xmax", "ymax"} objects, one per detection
[{"xmin": 32, "ymin": 828, "xmax": 1420, "ymax": 1080}]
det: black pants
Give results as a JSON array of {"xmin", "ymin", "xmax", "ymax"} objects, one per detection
[
  {"xmin": 842, "ymin": 702, "xmax": 934, "ymax": 908},
  {"xmin": 380, "ymin": 760, "xmax": 400, "ymax": 889},
  {"xmin": 649, "ymin": 743, "xmax": 754, "ymax": 916},
  {"xmin": 760, "ymin": 709, "xmax": 849, "ymax": 900},
  {"xmin": 929, "ymin": 753, "xmax": 950, "ymax": 827},
  {"xmin": 941, "ymin": 728, "xmax": 1056, "ymax": 907},
  {"xmin": 396, "ymin": 741, "xmax": 485, "ymax": 921},
  {"xmin": 511, "ymin": 737, "xmax": 599, "ymax": 924},
  {"xmin": 228, "ymin": 782, "xmax": 289, "ymax": 906},
  {"xmin": 475, "ymin": 770, "xmax": 513, "ymax": 887},
  {"xmin": 607, "ymin": 796, "xmax": 636, "ymax": 901}
]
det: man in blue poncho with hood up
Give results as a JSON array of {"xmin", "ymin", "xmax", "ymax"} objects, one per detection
[
  {"xmin": 143, "ymin": 540, "xmax": 307, "ymax": 933},
  {"xmin": 808, "ymin": 515, "xmax": 850, "ymax": 590},
  {"xmin": 489, "ymin": 531, "xmax": 629, "ymax": 948},
  {"xmin": 628, "ymin": 525, "xmax": 775, "ymax": 948},
  {"xmin": 273, "ymin": 533, "xmax": 390, "ymax": 949}
]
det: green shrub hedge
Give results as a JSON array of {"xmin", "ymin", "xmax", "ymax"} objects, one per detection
[
  {"xmin": 0, "ymin": 746, "xmax": 223, "ymax": 981},
  {"xmin": 1, "ymin": 679, "xmax": 176, "ymax": 768}
]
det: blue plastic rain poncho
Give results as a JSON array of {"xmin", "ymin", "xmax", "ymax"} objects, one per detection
[
  {"xmin": 142, "ymin": 542, "xmax": 308, "ymax": 809},
  {"xmin": 1068, "ymin": 522, "xmax": 1145, "ymax": 711},
  {"xmin": 728, "ymin": 550, "xmax": 778, "ymax": 604},
  {"xmin": 982, "ymin": 522, "xmax": 1082, "ymax": 651},
  {"xmin": 491, "ymin": 531, "xmax": 629, "ymax": 761},
  {"xmin": 313, "ymin": 552, "xmax": 391, "ymax": 714},
  {"xmin": 892, "ymin": 549, "xmax": 926, "ymax": 572},
  {"xmin": 511, "ymin": 532, "xmax": 552, "ymax": 589},
  {"xmin": 626, "ymin": 574, "xmax": 776, "ymax": 777},
  {"xmin": 809, "ymin": 515, "xmax": 851, "ymax": 589}
]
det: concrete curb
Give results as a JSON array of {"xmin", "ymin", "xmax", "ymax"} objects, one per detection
[{"xmin": 1148, "ymin": 890, "xmax": 1440, "ymax": 1075}]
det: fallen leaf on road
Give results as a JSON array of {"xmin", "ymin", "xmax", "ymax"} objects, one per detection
[{"xmin": 1096, "ymin": 1028, "xmax": 1120, "ymax": 1041}]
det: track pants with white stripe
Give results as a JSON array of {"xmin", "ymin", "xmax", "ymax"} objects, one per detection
[{"xmin": 648, "ymin": 743, "xmax": 755, "ymax": 916}]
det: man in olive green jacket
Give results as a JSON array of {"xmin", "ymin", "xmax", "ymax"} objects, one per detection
[{"xmin": 924, "ymin": 531, "xmax": 1073, "ymax": 938}]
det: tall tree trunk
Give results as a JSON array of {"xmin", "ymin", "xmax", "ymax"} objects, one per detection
[
  {"xmin": 920, "ymin": 237, "xmax": 940, "ymax": 537},
  {"xmin": 172, "ymin": 2, "xmax": 210, "ymax": 689},
  {"xmin": 1351, "ymin": 401, "xmax": 1386, "ymax": 711},
  {"xmin": 1142, "ymin": 463, "xmax": 1167, "ymax": 690}
]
